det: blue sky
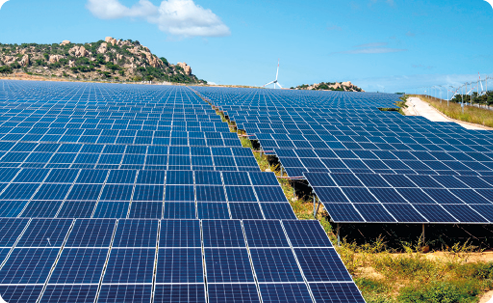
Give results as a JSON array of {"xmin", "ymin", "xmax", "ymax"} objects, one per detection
[{"xmin": 0, "ymin": 0, "xmax": 492, "ymax": 92}]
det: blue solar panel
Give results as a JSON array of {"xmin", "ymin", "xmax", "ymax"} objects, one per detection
[
  {"xmin": 205, "ymin": 248, "xmax": 254, "ymax": 282},
  {"xmin": 65, "ymin": 219, "xmax": 116, "ymax": 247},
  {"xmin": 156, "ymin": 248, "xmax": 203, "ymax": 283},
  {"xmin": 259, "ymin": 284, "xmax": 312, "ymax": 303},
  {"xmin": 295, "ymin": 248, "xmax": 352, "ymax": 282},
  {"xmin": 0, "ymin": 248, "xmax": 59, "ymax": 284},
  {"xmin": 113, "ymin": 219, "xmax": 159, "ymax": 247},
  {"xmin": 261, "ymin": 203, "xmax": 297, "ymax": 219},
  {"xmin": 243, "ymin": 220, "xmax": 289, "ymax": 247},
  {"xmin": 159, "ymin": 220, "xmax": 200, "ymax": 247},
  {"xmin": 0, "ymin": 285, "xmax": 43, "ymax": 303},
  {"xmin": 17, "ymin": 219, "xmax": 72, "ymax": 247},
  {"xmin": 0, "ymin": 218, "xmax": 29, "ymax": 247},
  {"xmin": 202, "ymin": 220, "xmax": 245, "ymax": 247},
  {"xmin": 283, "ymin": 221, "xmax": 333, "ymax": 247},
  {"xmin": 97, "ymin": 284, "xmax": 152, "ymax": 303},
  {"xmin": 103, "ymin": 248, "xmax": 155, "ymax": 283},
  {"xmin": 40, "ymin": 284, "xmax": 98, "ymax": 303},
  {"xmin": 49, "ymin": 248, "xmax": 108, "ymax": 283},
  {"xmin": 153, "ymin": 284, "xmax": 206, "ymax": 303},
  {"xmin": 251, "ymin": 248, "xmax": 303, "ymax": 282},
  {"xmin": 207, "ymin": 284, "xmax": 260, "ymax": 303},
  {"xmin": 310, "ymin": 283, "xmax": 365, "ymax": 302}
]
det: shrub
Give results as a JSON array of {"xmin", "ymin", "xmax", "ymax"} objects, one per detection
[
  {"xmin": 0, "ymin": 65, "xmax": 13, "ymax": 74},
  {"xmin": 398, "ymin": 281, "xmax": 481, "ymax": 303}
]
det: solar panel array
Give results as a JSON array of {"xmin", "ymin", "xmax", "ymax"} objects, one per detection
[
  {"xmin": 0, "ymin": 80, "xmax": 364, "ymax": 302},
  {"xmin": 194, "ymin": 86, "xmax": 493, "ymax": 224}
]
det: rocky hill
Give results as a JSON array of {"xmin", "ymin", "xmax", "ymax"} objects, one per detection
[
  {"xmin": 293, "ymin": 81, "xmax": 364, "ymax": 92},
  {"xmin": 0, "ymin": 37, "xmax": 206, "ymax": 84}
]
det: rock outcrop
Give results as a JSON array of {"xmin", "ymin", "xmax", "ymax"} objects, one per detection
[
  {"xmin": 0, "ymin": 37, "xmax": 205, "ymax": 84},
  {"xmin": 105, "ymin": 37, "xmax": 118, "ymax": 46},
  {"xmin": 20, "ymin": 55, "xmax": 30, "ymax": 67},
  {"xmin": 69, "ymin": 46, "xmax": 89, "ymax": 58},
  {"xmin": 49, "ymin": 55, "xmax": 63, "ymax": 64},
  {"xmin": 97, "ymin": 43, "xmax": 108, "ymax": 54},
  {"xmin": 294, "ymin": 81, "xmax": 364, "ymax": 92},
  {"xmin": 177, "ymin": 62, "xmax": 192, "ymax": 76}
]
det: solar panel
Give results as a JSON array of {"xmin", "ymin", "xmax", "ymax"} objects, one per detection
[
  {"xmin": 113, "ymin": 219, "xmax": 159, "ymax": 247},
  {"xmin": 259, "ymin": 284, "xmax": 312, "ymax": 303},
  {"xmin": 0, "ymin": 81, "xmax": 374, "ymax": 302},
  {"xmin": 48, "ymin": 248, "xmax": 108, "ymax": 283},
  {"xmin": 40, "ymin": 285, "xmax": 99, "ymax": 303},
  {"xmin": 0, "ymin": 248, "xmax": 59, "ymax": 284},
  {"xmin": 153, "ymin": 284, "xmax": 206, "ymax": 303},
  {"xmin": 103, "ymin": 248, "xmax": 155, "ymax": 283}
]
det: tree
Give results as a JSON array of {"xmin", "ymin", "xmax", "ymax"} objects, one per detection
[{"xmin": 0, "ymin": 66, "xmax": 12, "ymax": 74}]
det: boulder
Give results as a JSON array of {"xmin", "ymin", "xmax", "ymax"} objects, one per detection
[
  {"xmin": 105, "ymin": 37, "xmax": 118, "ymax": 46},
  {"xmin": 48, "ymin": 55, "xmax": 63, "ymax": 64},
  {"xmin": 20, "ymin": 55, "xmax": 29, "ymax": 67},
  {"xmin": 60, "ymin": 40, "xmax": 71, "ymax": 46},
  {"xmin": 69, "ymin": 46, "xmax": 89, "ymax": 58},
  {"xmin": 177, "ymin": 62, "xmax": 192, "ymax": 76},
  {"xmin": 2, "ymin": 56, "xmax": 16, "ymax": 65},
  {"xmin": 68, "ymin": 60, "xmax": 75, "ymax": 68},
  {"xmin": 97, "ymin": 43, "xmax": 108, "ymax": 54}
]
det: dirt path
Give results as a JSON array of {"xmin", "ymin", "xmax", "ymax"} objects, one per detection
[
  {"xmin": 404, "ymin": 97, "xmax": 492, "ymax": 130},
  {"xmin": 480, "ymin": 290, "xmax": 493, "ymax": 303}
]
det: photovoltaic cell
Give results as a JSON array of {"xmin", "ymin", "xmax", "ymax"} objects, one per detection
[{"xmin": 40, "ymin": 285, "xmax": 99, "ymax": 303}]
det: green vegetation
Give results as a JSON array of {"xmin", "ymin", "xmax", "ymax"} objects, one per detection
[
  {"xmin": 0, "ymin": 39, "xmax": 206, "ymax": 84},
  {"xmin": 411, "ymin": 94, "xmax": 493, "ymax": 128}
]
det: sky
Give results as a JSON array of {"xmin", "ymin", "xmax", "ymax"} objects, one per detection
[{"xmin": 0, "ymin": 0, "xmax": 492, "ymax": 92}]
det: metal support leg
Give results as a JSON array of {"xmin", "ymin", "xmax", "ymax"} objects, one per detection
[
  {"xmin": 313, "ymin": 192, "xmax": 316, "ymax": 218},
  {"xmin": 422, "ymin": 224, "xmax": 425, "ymax": 244},
  {"xmin": 337, "ymin": 223, "xmax": 341, "ymax": 247}
]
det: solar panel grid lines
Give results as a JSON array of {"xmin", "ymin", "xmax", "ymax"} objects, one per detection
[
  {"xmin": 305, "ymin": 171, "xmax": 493, "ymax": 224},
  {"xmin": 0, "ymin": 81, "xmax": 366, "ymax": 303}
]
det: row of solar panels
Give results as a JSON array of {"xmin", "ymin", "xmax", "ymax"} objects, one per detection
[
  {"xmin": 0, "ymin": 219, "xmax": 364, "ymax": 303},
  {"xmin": 194, "ymin": 86, "xmax": 493, "ymax": 225},
  {"xmin": 0, "ymin": 81, "xmax": 366, "ymax": 302}
]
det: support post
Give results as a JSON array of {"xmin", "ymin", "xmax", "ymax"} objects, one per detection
[
  {"xmin": 337, "ymin": 223, "xmax": 341, "ymax": 247},
  {"xmin": 313, "ymin": 192, "xmax": 316, "ymax": 218},
  {"xmin": 422, "ymin": 224, "xmax": 425, "ymax": 245}
]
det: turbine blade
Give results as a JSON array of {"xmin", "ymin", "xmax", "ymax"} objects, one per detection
[
  {"xmin": 263, "ymin": 80, "xmax": 275, "ymax": 87},
  {"xmin": 277, "ymin": 82, "xmax": 283, "ymax": 89},
  {"xmin": 276, "ymin": 59, "xmax": 280, "ymax": 81}
]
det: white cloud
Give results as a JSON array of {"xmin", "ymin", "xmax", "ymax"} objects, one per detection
[{"xmin": 86, "ymin": 0, "xmax": 230, "ymax": 37}]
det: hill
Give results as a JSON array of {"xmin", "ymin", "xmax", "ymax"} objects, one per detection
[
  {"xmin": 0, "ymin": 37, "xmax": 206, "ymax": 84},
  {"xmin": 292, "ymin": 81, "xmax": 364, "ymax": 92}
]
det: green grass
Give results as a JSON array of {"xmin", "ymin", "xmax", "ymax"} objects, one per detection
[{"xmin": 410, "ymin": 95, "xmax": 493, "ymax": 128}]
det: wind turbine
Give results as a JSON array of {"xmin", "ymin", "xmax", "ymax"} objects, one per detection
[{"xmin": 263, "ymin": 59, "xmax": 283, "ymax": 89}]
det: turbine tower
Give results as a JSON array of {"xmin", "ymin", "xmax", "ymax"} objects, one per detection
[{"xmin": 263, "ymin": 59, "xmax": 283, "ymax": 89}]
